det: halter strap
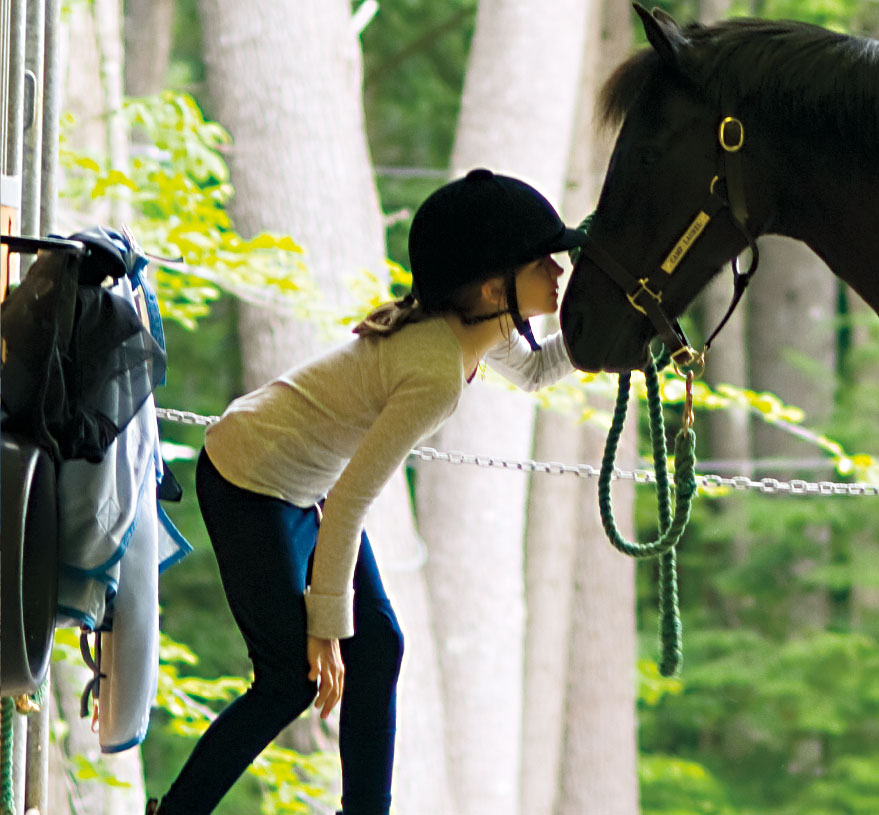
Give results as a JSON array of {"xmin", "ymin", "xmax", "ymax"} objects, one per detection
[
  {"xmin": 703, "ymin": 116, "xmax": 760, "ymax": 350},
  {"xmin": 577, "ymin": 114, "xmax": 759, "ymax": 368},
  {"xmin": 576, "ymin": 238, "xmax": 695, "ymax": 363}
]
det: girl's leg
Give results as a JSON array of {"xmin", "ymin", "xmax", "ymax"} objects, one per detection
[
  {"xmin": 158, "ymin": 449, "xmax": 319, "ymax": 815},
  {"xmin": 338, "ymin": 531, "xmax": 404, "ymax": 815}
]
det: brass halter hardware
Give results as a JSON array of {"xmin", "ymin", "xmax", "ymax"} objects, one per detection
[
  {"xmin": 626, "ymin": 277, "xmax": 663, "ymax": 315},
  {"xmin": 719, "ymin": 116, "xmax": 744, "ymax": 152},
  {"xmin": 572, "ymin": 112, "xmax": 756, "ymax": 371}
]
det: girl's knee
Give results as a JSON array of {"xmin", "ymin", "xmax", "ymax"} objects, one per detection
[
  {"xmin": 252, "ymin": 667, "xmax": 316, "ymax": 721},
  {"xmin": 350, "ymin": 600, "xmax": 404, "ymax": 677},
  {"xmin": 375, "ymin": 602, "xmax": 405, "ymax": 674}
]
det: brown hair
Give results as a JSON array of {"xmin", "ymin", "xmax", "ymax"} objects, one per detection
[{"xmin": 352, "ymin": 272, "xmax": 511, "ymax": 339}]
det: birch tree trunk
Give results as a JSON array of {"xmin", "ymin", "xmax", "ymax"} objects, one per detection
[
  {"xmin": 196, "ymin": 2, "xmax": 453, "ymax": 811},
  {"xmin": 47, "ymin": 2, "xmax": 146, "ymax": 812},
  {"xmin": 555, "ymin": 3, "xmax": 640, "ymax": 813},
  {"xmin": 123, "ymin": 0, "xmax": 173, "ymax": 96},
  {"xmin": 747, "ymin": 238, "xmax": 837, "ymax": 774},
  {"xmin": 415, "ymin": 2, "xmax": 589, "ymax": 813},
  {"xmin": 690, "ymin": 0, "xmax": 754, "ymax": 619}
]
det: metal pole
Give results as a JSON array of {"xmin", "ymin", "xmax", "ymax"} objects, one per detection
[
  {"xmin": 11, "ymin": 714, "xmax": 25, "ymax": 814},
  {"xmin": 3, "ymin": 0, "xmax": 26, "ymax": 177},
  {"xmin": 21, "ymin": 0, "xmax": 43, "ymax": 238},
  {"xmin": 24, "ymin": 1, "xmax": 61, "ymax": 809},
  {"xmin": 23, "ymin": 676, "xmax": 49, "ymax": 815},
  {"xmin": 38, "ymin": 0, "xmax": 59, "ymax": 233},
  {"xmin": 1, "ymin": 6, "xmax": 30, "ymax": 813}
]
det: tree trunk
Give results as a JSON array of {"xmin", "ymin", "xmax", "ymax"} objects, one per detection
[
  {"xmin": 699, "ymin": 0, "xmax": 734, "ymax": 23},
  {"xmin": 196, "ymin": 2, "xmax": 453, "ymax": 811},
  {"xmin": 49, "ymin": 662, "xmax": 146, "ymax": 815},
  {"xmin": 748, "ymin": 236, "xmax": 837, "ymax": 627},
  {"xmin": 691, "ymin": 0, "xmax": 752, "ymax": 622},
  {"xmin": 413, "ymin": 2, "xmax": 589, "ymax": 813},
  {"xmin": 59, "ymin": 0, "xmax": 128, "ymax": 225},
  {"xmin": 554, "ymin": 3, "xmax": 640, "ymax": 813},
  {"xmin": 47, "ymin": 2, "xmax": 145, "ymax": 811},
  {"xmin": 123, "ymin": 0, "xmax": 173, "ymax": 96}
]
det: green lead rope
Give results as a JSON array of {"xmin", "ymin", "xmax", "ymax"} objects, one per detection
[
  {"xmin": 598, "ymin": 351, "xmax": 698, "ymax": 677},
  {"xmin": 0, "ymin": 681, "xmax": 49, "ymax": 815},
  {"xmin": 1, "ymin": 698, "xmax": 15, "ymax": 815}
]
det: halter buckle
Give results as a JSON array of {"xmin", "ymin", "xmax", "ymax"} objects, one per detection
[{"xmin": 626, "ymin": 278, "xmax": 662, "ymax": 315}]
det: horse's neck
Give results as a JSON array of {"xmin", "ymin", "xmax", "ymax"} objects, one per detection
[{"xmin": 770, "ymin": 172, "xmax": 879, "ymax": 314}]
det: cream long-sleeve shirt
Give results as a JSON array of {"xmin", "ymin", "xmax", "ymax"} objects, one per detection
[{"xmin": 204, "ymin": 316, "xmax": 573, "ymax": 639}]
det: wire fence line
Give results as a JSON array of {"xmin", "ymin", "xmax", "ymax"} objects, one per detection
[{"xmin": 155, "ymin": 407, "xmax": 879, "ymax": 498}]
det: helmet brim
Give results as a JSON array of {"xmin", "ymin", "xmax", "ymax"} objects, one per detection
[{"xmin": 542, "ymin": 226, "xmax": 590, "ymax": 255}]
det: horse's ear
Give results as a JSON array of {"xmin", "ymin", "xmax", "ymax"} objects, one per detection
[{"xmin": 633, "ymin": 3, "xmax": 686, "ymax": 68}]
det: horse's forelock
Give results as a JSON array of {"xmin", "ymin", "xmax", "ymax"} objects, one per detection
[{"xmin": 597, "ymin": 48, "xmax": 659, "ymax": 130}]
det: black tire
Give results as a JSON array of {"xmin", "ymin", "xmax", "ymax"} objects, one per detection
[{"xmin": 1, "ymin": 433, "xmax": 58, "ymax": 696}]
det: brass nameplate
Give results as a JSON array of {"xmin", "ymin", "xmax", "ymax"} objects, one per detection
[{"xmin": 661, "ymin": 211, "xmax": 711, "ymax": 274}]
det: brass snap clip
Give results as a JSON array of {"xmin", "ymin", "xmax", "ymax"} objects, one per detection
[
  {"xmin": 671, "ymin": 345, "xmax": 706, "ymax": 380},
  {"xmin": 682, "ymin": 370, "xmax": 696, "ymax": 431}
]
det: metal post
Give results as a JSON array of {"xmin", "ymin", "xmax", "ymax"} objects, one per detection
[
  {"xmin": 1, "ymin": 9, "xmax": 29, "ymax": 812},
  {"xmin": 24, "ymin": 676, "xmax": 49, "ymax": 815},
  {"xmin": 22, "ymin": 0, "xmax": 43, "ymax": 238},
  {"xmin": 11, "ymin": 714, "xmax": 25, "ymax": 814},
  {"xmin": 39, "ymin": 0, "xmax": 59, "ymax": 233},
  {"xmin": 2, "ymin": 0, "xmax": 26, "ymax": 177}
]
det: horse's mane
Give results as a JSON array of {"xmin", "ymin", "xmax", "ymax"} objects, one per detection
[{"xmin": 599, "ymin": 18, "xmax": 879, "ymax": 157}]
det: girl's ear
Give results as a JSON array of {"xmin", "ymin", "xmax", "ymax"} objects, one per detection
[{"xmin": 480, "ymin": 276, "xmax": 506, "ymax": 304}]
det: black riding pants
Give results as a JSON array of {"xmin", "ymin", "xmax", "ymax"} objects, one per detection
[{"xmin": 159, "ymin": 448, "xmax": 404, "ymax": 815}]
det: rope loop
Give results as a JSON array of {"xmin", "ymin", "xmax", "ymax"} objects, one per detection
[{"xmin": 597, "ymin": 349, "xmax": 698, "ymax": 676}]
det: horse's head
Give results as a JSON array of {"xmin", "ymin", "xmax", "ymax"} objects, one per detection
[{"xmin": 562, "ymin": 5, "xmax": 762, "ymax": 372}]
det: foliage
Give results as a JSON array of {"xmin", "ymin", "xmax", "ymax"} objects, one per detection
[
  {"xmin": 51, "ymin": 627, "xmax": 337, "ymax": 814},
  {"xmin": 639, "ymin": 753, "xmax": 734, "ymax": 815},
  {"xmin": 52, "ymin": 1, "xmax": 878, "ymax": 813},
  {"xmin": 154, "ymin": 634, "xmax": 339, "ymax": 814},
  {"xmin": 60, "ymin": 90, "xmax": 317, "ymax": 330},
  {"xmin": 634, "ymin": 309, "xmax": 879, "ymax": 814},
  {"xmin": 646, "ymin": 0, "xmax": 879, "ymax": 35}
]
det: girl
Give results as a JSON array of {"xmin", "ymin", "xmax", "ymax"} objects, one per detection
[{"xmin": 149, "ymin": 168, "xmax": 587, "ymax": 815}]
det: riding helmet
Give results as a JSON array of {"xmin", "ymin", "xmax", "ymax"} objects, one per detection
[{"xmin": 408, "ymin": 168, "xmax": 586, "ymax": 312}]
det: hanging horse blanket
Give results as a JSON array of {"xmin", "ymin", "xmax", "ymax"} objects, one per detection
[{"xmin": 0, "ymin": 226, "xmax": 191, "ymax": 752}]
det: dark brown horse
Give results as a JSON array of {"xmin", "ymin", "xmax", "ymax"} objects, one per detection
[{"xmin": 561, "ymin": 4, "xmax": 879, "ymax": 373}]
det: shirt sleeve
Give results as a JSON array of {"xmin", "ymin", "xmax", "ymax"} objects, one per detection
[
  {"xmin": 304, "ymin": 371, "xmax": 460, "ymax": 639},
  {"xmin": 484, "ymin": 329, "xmax": 575, "ymax": 392}
]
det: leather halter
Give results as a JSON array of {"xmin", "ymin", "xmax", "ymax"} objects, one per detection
[{"xmin": 579, "ymin": 115, "xmax": 760, "ymax": 370}]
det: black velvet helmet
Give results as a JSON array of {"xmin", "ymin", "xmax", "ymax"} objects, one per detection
[{"xmin": 408, "ymin": 168, "xmax": 586, "ymax": 313}]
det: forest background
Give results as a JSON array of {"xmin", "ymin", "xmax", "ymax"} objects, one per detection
[{"xmin": 25, "ymin": 0, "xmax": 879, "ymax": 813}]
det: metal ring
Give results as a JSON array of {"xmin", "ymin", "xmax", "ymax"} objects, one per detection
[{"xmin": 719, "ymin": 116, "xmax": 745, "ymax": 152}]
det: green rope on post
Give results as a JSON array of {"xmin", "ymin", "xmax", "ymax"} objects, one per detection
[
  {"xmin": 598, "ymin": 351, "xmax": 698, "ymax": 676},
  {"xmin": 1, "ymin": 697, "xmax": 15, "ymax": 815}
]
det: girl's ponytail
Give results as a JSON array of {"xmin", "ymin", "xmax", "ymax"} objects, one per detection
[{"xmin": 353, "ymin": 294, "xmax": 424, "ymax": 337}]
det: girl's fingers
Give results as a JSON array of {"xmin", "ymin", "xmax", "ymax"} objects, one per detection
[{"xmin": 309, "ymin": 638, "xmax": 344, "ymax": 718}]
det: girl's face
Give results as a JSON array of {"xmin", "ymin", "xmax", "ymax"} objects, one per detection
[{"xmin": 514, "ymin": 255, "xmax": 564, "ymax": 318}]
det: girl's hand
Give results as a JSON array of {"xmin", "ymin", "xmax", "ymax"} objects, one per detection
[{"xmin": 307, "ymin": 635, "xmax": 344, "ymax": 718}]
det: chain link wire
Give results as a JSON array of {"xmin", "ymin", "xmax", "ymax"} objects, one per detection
[{"xmin": 155, "ymin": 407, "xmax": 879, "ymax": 497}]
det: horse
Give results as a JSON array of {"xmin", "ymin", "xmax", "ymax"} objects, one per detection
[{"xmin": 560, "ymin": 3, "xmax": 879, "ymax": 373}]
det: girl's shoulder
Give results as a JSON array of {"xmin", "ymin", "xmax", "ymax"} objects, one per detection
[{"xmin": 381, "ymin": 317, "xmax": 464, "ymax": 382}]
